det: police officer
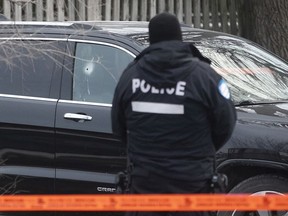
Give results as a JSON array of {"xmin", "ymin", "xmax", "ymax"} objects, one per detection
[{"xmin": 112, "ymin": 12, "xmax": 236, "ymax": 216}]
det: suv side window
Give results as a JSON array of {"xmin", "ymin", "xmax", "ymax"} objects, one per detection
[
  {"xmin": 0, "ymin": 40, "xmax": 64, "ymax": 98},
  {"xmin": 73, "ymin": 43, "xmax": 134, "ymax": 104}
]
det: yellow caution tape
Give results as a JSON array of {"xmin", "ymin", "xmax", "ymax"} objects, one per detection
[{"xmin": 0, "ymin": 194, "xmax": 288, "ymax": 211}]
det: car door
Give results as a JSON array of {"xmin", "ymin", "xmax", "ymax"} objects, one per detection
[
  {"xmin": 55, "ymin": 38, "xmax": 135, "ymax": 194},
  {"xmin": 0, "ymin": 38, "xmax": 66, "ymax": 195}
]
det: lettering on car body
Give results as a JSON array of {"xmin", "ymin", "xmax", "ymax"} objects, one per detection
[{"xmin": 97, "ymin": 187, "xmax": 116, "ymax": 193}]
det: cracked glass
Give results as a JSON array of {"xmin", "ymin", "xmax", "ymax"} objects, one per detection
[{"xmin": 73, "ymin": 43, "xmax": 133, "ymax": 104}]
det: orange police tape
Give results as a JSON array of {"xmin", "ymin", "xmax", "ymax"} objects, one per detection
[{"xmin": 0, "ymin": 194, "xmax": 288, "ymax": 211}]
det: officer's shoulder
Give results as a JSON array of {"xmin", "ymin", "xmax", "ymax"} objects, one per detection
[
  {"xmin": 116, "ymin": 61, "xmax": 137, "ymax": 93},
  {"xmin": 194, "ymin": 60, "xmax": 216, "ymax": 75},
  {"xmin": 195, "ymin": 59, "xmax": 211, "ymax": 70},
  {"xmin": 120, "ymin": 60, "xmax": 138, "ymax": 78}
]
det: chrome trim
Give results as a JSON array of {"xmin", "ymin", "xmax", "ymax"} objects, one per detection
[
  {"xmin": 0, "ymin": 37, "xmax": 67, "ymax": 41},
  {"xmin": 0, "ymin": 21, "xmax": 74, "ymax": 27},
  {"xmin": 0, "ymin": 166, "xmax": 54, "ymax": 178},
  {"xmin": 0, "ymin": 94, "xmax": 57, "ymax": 102},
  {"xmin": 59, "ymin": 99, "xmax": 112, "ymax": 107},
  {"xmin": 0, "ymin": 165, "xmax": 116, "ymax": 184},
  {"xmin": 68, "ymin": 39, "xmax": 136, "ymax": 57},
  {"xmin": 56, "ymin": 168, "xmax": 116, "ymax": 184},
  {"xmin": 64, "ymin": 113, "xmax": 92, "ymax": 121}
]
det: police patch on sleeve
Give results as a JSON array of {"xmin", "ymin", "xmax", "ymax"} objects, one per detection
[{"xmin": 218, "ymin": 79, "xmax": 231, "ymax": 99}]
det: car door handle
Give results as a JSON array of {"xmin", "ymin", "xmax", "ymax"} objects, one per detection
[{"xmin": 64, "ymin": 113, "xmax": 92, "ymax": 121}]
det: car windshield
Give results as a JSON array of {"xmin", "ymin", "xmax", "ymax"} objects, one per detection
[
  {"xmin": 132, "ymin": 32, "xmax": 288, "ymax": 105},
  {"xmin": 190, "ymin": 36, "xmax": 288, "ymax": 105}
]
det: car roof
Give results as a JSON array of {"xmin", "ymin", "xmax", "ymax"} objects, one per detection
[
  {"xmin": 76, "ymin": 21, "xmax": 229, "ymax": 39},
  {"xmin": 74, "ymin": 21, "xmax": 236, "ymax": 45},
  {"xmin": 0, "ymin": 21, "xmax": 102, "ymax": 35},
  {"xmin": 0, "ymin": 21, "xmax": 239, "ymax": 45}
]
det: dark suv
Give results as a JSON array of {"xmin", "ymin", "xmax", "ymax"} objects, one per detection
[{"xmin": 0, "ymin": 21, "xmax": 288, "ymax": 216}]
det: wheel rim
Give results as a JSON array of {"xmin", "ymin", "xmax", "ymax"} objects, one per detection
[{"xmin": 229, "ymin": 191, "xmax": 288, "ymax": 216}]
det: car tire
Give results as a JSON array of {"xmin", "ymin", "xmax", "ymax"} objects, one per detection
[{"xmin": 218, "ymin": 175, "xmax": 288, "ymax": 216}]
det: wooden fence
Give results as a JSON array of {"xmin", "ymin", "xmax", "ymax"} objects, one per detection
[{"xmin": 0, "ymin": 0, "xmax": 239, "ymax": 35}]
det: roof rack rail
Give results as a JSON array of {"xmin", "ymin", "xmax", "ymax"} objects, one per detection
[
  {"xmin": 69, "ymin": 22, "xmax": 102, "ymax": 30},
  {"xmin": 0, "ymin": 14, "xmax": 9, "ymax": 21},
  {"xmin": 0, "ymin": 21, "xmax": 103, "ymax": 31}
]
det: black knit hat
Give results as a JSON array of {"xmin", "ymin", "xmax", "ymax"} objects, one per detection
[{"xmin": 149, "ymin": 12, "xmax": 182, "ymax": 44}]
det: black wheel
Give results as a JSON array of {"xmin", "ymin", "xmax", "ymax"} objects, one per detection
[{"xmin": 218, "ymin": 175, "xmax": 288, "ymax": 216}]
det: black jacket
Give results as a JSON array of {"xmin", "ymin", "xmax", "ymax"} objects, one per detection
[{"xmin": 112, "ymin": 40, "xmax": 236, "ymax": 181}]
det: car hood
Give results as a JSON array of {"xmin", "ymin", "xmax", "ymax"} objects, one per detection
[
  {"xmin": 217, "ymin": 102, "xmax": 288, "ymax": 163},
  {"xmin": 236, "ymin": 102, "xmax": 288, "ymax": 117}
]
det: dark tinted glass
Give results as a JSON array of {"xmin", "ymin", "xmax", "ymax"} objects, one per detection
[{"xmin": 0, "ymin": 40, "xmax": 64, "ymax": 98}]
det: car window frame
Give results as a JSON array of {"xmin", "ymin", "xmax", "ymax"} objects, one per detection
[
  {"xmin": 60, "ymin": 38, "xmax": 137, "ymax": 106},
  {"xmin": 0, "ymin": 37, "xmax": 67, "ymax": 100}
]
